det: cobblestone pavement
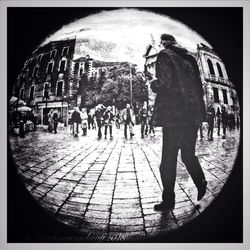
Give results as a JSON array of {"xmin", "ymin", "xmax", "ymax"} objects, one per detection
[{"xmin": 9, "ymin": 124, "xmax": 240, "ymax": 241}]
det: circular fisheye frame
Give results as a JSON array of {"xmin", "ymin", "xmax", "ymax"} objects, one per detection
[{"xmin": 9, "ymin": 9, "xmax": 240, "ymax": 242}]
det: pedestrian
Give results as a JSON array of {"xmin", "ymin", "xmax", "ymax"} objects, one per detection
[
  {"xmin": 216, "ymin": 107, "xmax": 221, "ymax": 136},
  {"xmin": 228, "ymin": 110, "xmax": 235, "ymax": 131},
  {"xmin": 95, "ymin": 104, "xmax": 104, "ymax": 139},
  {"xmin": 47, "ymin": 109, "xmax": 53, "ymax": 133},
  {"xmin": 236, "ymin": 115, "xmax": 240, "ymax": 130},
  {"xmin": 122, "ymin": 103, "xmax": 135, "ymax": 139},
  {"xmin": 90, "ymin": 112, "xmax": 96, "ymax": 129},
  {"xmin": 87, "ymin": 111, "xmax": 91, "ymax": 130},
  {"xmin": 115, "ymin": 111, "xmax": 121, "ymax": 129},
  {"xmin": 68, "ymin": 111, "xmax": 73, "ymax": 133},
  {"xmin": 80, "ymin": 108, "xmax": 88, "ymax": 136},
  {"xmin": 221, "ymin": 105, "xmax": 228, "ymax": 139},
  {"xmin": 150, "ymin": 33, "xmax": 207, "ymax": 211},
  {"xmin": 206, "ymin": 102, "xmax": 215, "ymax": 141},
  {"xmin": 71, "ymin": 107, "xmax": 81, "ymax": 137},
  {"xmin": 199, "ymin": 122, "xmax": 204, "ymax": 140},
  {"xmin": 52, "ymin": 109, "xmax": 59, "ymax": 134},
  {"xmin": 139, "ymin": 102, "xmax": 148, "ymax": 139},
  {"xmin": 19, "ymin": 112, "xmax": 25, "ymax": 138},
  {"xmin": 148, "ymin": 106, "xmax": 155, "ymax": 136},
  {"xmin": 103, "ymin": 106, "xmax": 114, "ymax": 139}
]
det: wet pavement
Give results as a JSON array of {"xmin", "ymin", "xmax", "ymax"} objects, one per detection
[{"xmin": 9, "ymin": 124, "xmax": 240, "ymax": 241}]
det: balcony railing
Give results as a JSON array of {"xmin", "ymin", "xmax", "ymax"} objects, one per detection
[{"xmin": 204, "ymin": 74, "xmax": 233, "ymax": 86}]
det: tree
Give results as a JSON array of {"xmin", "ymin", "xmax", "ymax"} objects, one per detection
[{"xmin": 72, "ymin": 61, "xmax": 147, "ymax": 110}]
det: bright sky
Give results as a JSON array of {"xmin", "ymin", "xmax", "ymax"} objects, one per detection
[{"xmin": 41, "ymin": 8, "xmax": 212, "ymax": 70}]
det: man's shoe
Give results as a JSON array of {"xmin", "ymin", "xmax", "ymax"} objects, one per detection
[
  {"xmin": 154, "ymin": 202, "xmax": 175, "ymax": 211},
  {"xmin": 197, "ymin": 180, "xmax": 207, "ymax": 201}
]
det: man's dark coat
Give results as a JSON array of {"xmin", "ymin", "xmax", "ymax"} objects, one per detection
[{"xmin": 151, "ymin": 45, "xmax": 206, "ymax": 127}]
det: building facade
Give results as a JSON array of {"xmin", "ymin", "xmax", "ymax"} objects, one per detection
[
  {"xmin": 13, "ymin": 38, "xmax": 76, "ymax": 125},
  {"xmin": 196, "ymin": 43, "xmax": 239, "ymax": 114}
]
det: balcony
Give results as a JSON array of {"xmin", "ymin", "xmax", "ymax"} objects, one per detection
[{"xmin": 204, "ymin": 73, "xmax": 233, "ymax": 87}]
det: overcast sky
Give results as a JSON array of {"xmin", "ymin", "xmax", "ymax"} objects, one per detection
[{"xmin": 41, "ymin": 8, "xmax": 211, "ymax": 70}]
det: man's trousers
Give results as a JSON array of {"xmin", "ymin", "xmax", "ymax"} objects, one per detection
[{"xmin": 160, "ymin": 124, "xmax": 206, "ymax": 204}]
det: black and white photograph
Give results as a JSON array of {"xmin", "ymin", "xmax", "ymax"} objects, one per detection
[{"xmin": 5, "ymin": 4, "xmax": 243, "ymax": 244}]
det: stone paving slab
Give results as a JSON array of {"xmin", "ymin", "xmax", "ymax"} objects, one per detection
[{"xmin": 9, "ymin": 125, "xmax": 240, "ymax": 241}]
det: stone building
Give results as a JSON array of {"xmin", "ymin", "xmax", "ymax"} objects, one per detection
[
  {"xmin": 13, "ymin": 38, "xmax": 76, "ymax": 125},
  {"xmin": 143, "ymin": 42, "xmax": 240, "ymax": 117},
  {"xmin": 196, "ymin": 43, "xmax": 239, "ymax": 114}
]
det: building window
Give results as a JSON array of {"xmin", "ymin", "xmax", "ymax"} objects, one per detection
[
  {"xmin": 47, "ymin": 62, "xmax": 54, "ymax": 74},
  {"xmin": 62, "ymin": 47, "xmax": 69, "ymax": 56},
  {"xmin": 30, "ymin": 86, "xmax": 35, "ymax": 100},
  {"xmin": 50, "ymin": 49, "xmax": 57, "ymax": 58},
  {"xmin": 44, "ymin": 82, "xmax": 49, "ymax": 98},
  {"xmin": 207, "ymin": 59, "xmax": 215, "ymax": 75},
  {"xmin": 213, "ymin": 87, "xmax": 219, "ymax": 103},
  {"xmin": 216, "ymin": 63, "xmax": 224, "ymax": 78},
  {"xmin": 56, "ymin": 81, "xmax": 63, "ymax": 96},
  {"xmin": 33, "ymin": 66, "xmax": 39, "ymax": 77},
  {"xmin": 222, "ymin": 89, "xmax": 228, "ymax": 104},
  {"xmin": 20, "ymin": 88, "xmax": 24, "ymax": 100},
  {"xmin": 59, "ymin": 60, "xmax": 66, "ymax": 72},
  {"xmin": 36, "ymin": 54, "xmax": 43, "ymax": 63},
  {"xmin": 79, "ymin": 67, "xmax": 83, "ymax": 76},
  {"xmin": 25, "ymin": 69, "xmax": 29, "ymax": 78}
]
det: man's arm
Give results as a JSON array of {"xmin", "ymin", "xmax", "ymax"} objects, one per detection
[{"xmin": 155, "ymin": 52, "xmax": 173, "ymax": 88}]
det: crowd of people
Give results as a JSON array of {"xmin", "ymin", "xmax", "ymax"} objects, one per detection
[
  {"xmin": 201, "ymin": 103, "xmax": 240, "ymax": 141},
  {"xmin": 64, "ymin": 102, "xmax": 156, "ymax": 140},
  {"xmin": 43, "ymin": 101, "xmax": 239, "ymax": 144}
]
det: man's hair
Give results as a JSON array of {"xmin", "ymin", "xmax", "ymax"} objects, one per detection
[{"xmin": 160, "ymin": 33, "xmax": 176, "ymax": 44}]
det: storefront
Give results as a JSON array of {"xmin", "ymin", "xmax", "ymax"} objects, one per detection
[{"xmin": 36, "ymin": 101, "xmax": 69, "ymax": 125}]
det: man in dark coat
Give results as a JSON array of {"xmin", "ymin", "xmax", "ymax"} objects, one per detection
[
  {"xmin": 71, "ymin": 107, "xmax": 81, "ymax": 137},
  {"xmin": 139, "ymin": 102, "xmax": 148, "ymax": 139},
  {"xmin": 95, "ymin": 104, "xmax": 104, "ymax": 139},
  {"xmin": 216, "ymin": 107, "xmax": 221, "ymax": 136},
  {"xmin": 206, "ymin": 103, "xmax": 215, "ymax": 141},
  {"xmin": 221, "ymin": 105, "xmax": 228, "ymax": 139},
  {"xmin": 151, "ymin": 34, "xmax": 207, "ymax": 211}
]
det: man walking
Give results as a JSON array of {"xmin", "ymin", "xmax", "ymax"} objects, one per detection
[
  {"xmin": 52, "ymin": 109, "xmax": 59, "ymax": 134},
  {"xmin": 150, "ymin": 34, "xmax": 207, "ymax": 211},
  {"xmin": 71, "ymin": 107, "xmax": 81, "ymax": 137},
  {"xmin": 207, "ymin": 103, "xmax": 215, "ymax": 141},
  {"xmin": 139, "ymin": 102, "xmax": 149, "ymax": 139},
  {"xmin": 103, "ymin": 106, "xmax": 114, "ymax": 139},
  {"xmin": 122, "ymin": 103, "xmax": 135, "ymax": 139},
  {"xmin": 95, "ymin": 104, "xmax": 104, "ymax": 139},
  {"xmin": 216, "ymin": 107, "xmax": 221, "ymax": 136}
]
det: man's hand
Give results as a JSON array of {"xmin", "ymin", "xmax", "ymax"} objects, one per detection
[{"xmin": 150, "ymin": 78, "xmax": 161, "ymax": 93}]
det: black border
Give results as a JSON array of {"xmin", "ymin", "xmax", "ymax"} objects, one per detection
[{"xmin": 7, "ymin": 7, "xmax": 243, "ymax": 243}]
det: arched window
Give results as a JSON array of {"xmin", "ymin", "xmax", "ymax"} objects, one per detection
[
  {"xmin": 216, "ymin": 63, "xmax": 224, "ymax": 78},
  {"xmin": 56, "ymin": 81, "xmax": 63, "ymax": 96},
  {"xmin": 33, "ymin": 65, "xmax": 39, "ymax": 77},
  {"xmin": 30, "ymin": 85, "xmax": 35, "ymax": 100},
  {"xmin": 59, "ymin": 60, "xmax": 66, "ymax": 72},
  {"xmin": 207, "ymin": 59, "xmax": 215, "ymax": 75},
  {"xmin": 44, "ymin": 82, "xmax": 49, "ymax": 98}
]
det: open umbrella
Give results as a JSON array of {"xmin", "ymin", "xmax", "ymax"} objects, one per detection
[
  {"xmin": 9, "ymin": 96, "xmax": 26, "ymax": 107},
  {"xmin": 17, "ymin": 106, "xmax": 32, "ymax": 112}
]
